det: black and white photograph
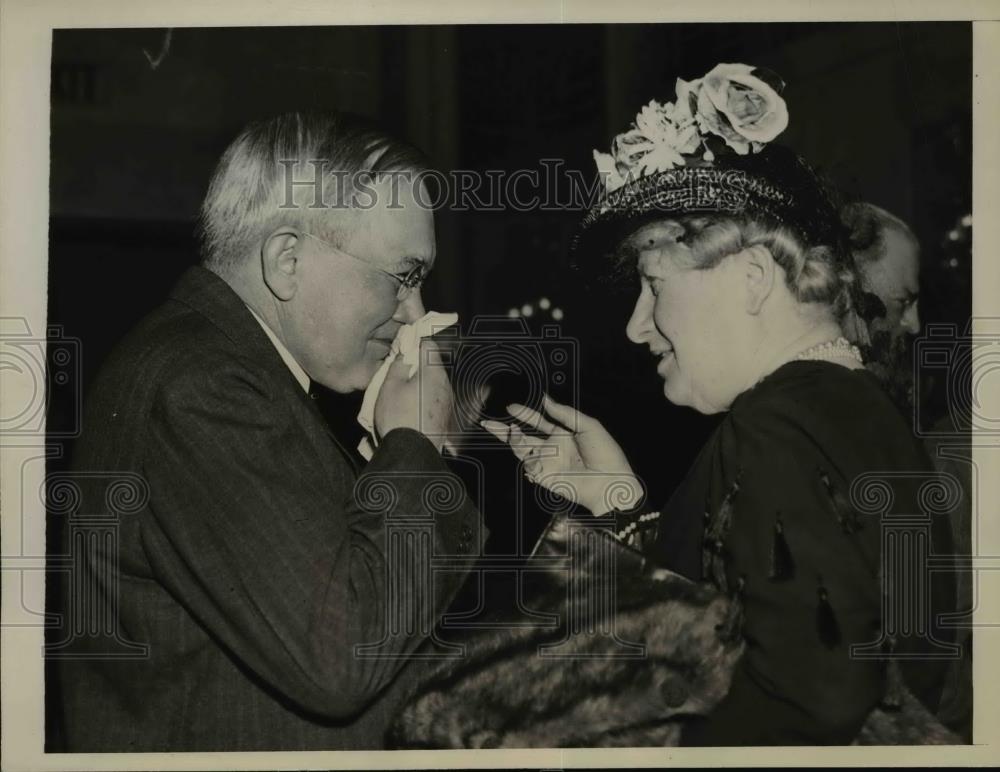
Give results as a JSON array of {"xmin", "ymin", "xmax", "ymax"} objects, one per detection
[{"xmin": 1, "ymin": 1, "xmax": 998, "ymax": 769}]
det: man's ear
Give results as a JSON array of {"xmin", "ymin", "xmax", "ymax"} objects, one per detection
[
  {"xmin": 742, "ymin": 244, "xmax": 776, "ymax": 315},
  {"xmin": 260, "ymin": 226, "xmax": 302, "ymax": 301}
]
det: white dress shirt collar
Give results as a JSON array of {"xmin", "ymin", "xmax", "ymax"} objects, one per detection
[{"xmin": 245, "ymin": 304, "xmax": 311, "ymax": 394}]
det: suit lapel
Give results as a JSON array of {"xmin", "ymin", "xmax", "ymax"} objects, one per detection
[
  {"xmin": 294, "ymin": 388, "xmax": 363, "ymax": 477},
  {"xmin": 169, "ymin": 266, "xmax": 363, "ymax": 476}
]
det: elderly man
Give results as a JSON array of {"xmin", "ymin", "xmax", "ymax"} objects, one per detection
[
  {"xmin": 841, "ymin": 201, "xmax": 921, "ymax": 413},
  {"xmin": 57, "ymin": 113, "xmax": 485, "ymax": 751}
]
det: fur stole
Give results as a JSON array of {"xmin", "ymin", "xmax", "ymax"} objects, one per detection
[{"xmin": 389, "ymin": 515, "xmax": 960, "ymax": 748}]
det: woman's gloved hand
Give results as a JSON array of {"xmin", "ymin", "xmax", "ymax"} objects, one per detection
[{"xmin": 481, "ymin": 393, "xmax": 643, "ymax": 515}]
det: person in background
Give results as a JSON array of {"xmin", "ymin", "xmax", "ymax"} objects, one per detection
[
  {"xmin": 840, "ymin": 202, "xmax": 921, "ymax": 415},
  {"xmin": 842, "ymin": 200, "xmax": 972, "ymax": 742}
]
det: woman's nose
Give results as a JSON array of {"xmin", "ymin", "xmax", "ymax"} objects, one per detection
[{"xmin": 626, "ymin": 293, "xmax": 652, "ymax": 344}]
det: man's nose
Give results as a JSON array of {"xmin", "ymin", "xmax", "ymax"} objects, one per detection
[
  {"xmin": 395, "ymin": 288, "xmax": 426, "ymax": 323},
  {"xmin": 625, "ymin": 293, "xmax": 652, "ymax": 344},
  {"xmin": 901, "ymin": 300, "xmax": 920, "ymax": 335}
]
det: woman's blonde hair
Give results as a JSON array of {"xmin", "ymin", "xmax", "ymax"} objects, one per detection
[{"xmin": 656, "ymin": 214, "xmax": 856, "ymax": 317}]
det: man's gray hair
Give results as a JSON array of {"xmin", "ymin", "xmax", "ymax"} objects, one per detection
[
  {"xmin": 840, "ymin": 201, "xmax": 917, "ymax": 268},
  {"xmin": 198, "ymin": 112, "xmax": 428, "ymax": 276}
]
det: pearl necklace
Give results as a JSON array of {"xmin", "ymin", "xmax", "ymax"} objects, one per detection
[
  {"xmin": 750, "ymin": 335, "xmax": 865, "ymax": 390},
  {"xmin": 792, "ymin": 336, "xmax": 864, "ymax": 364}
]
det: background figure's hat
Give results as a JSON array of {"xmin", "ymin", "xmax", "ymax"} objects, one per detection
[{"xmin": 572, "ymin": 63, "xmax": 846, "ymax": 266}]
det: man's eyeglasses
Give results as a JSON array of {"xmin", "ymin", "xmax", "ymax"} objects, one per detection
[{"xmin": 302, "ymin": 232, "xmax": 428, "ymax": 302}]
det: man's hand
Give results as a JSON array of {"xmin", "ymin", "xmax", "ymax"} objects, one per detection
[
  {"xmin": 374, "ymin": 338, "xmax": 454, "ymax": 453},
  {"xmin": 481, "ymin": 394, "xmax": 642, "ymax": 515}
]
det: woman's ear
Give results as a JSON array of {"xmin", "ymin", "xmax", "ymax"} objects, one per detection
[
  {"xmin": 742, "ymin": 244, "xmax": 776, "ymax": 315},
  {"xmin": 260, "ymin": 226, "xmax": 302, "ymax": 302}
]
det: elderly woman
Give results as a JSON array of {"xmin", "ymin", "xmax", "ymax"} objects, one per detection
[
  {"xmin": 390, "ymin": 65, "xmax": 957, "ymax": 748},
  {"xmin": 475, "ymin": 64, "xmax": 956, "ymax": 746}
]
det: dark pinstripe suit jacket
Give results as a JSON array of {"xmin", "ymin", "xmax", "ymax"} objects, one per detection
[{"xmin": 57, "ymin": 266, "xmax": 485, "ymax": 751}]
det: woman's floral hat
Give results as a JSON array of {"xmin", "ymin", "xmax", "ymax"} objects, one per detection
[
  {"xmin": 594, "ymin": 63, "xmax": 789, "ymax": 189},
  {"xmin": 575, "ymin": 63, "xmax": 843, "ymax": 260}
]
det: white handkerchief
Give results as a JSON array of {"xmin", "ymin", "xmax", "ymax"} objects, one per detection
[{"xmin": 357, "ymin": 311, "xmax": 459, "ymax": 460}]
